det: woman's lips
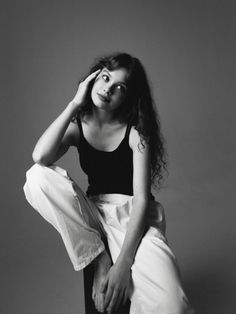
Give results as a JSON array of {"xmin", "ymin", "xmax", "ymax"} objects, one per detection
[{"xmin": 97, "ymin": 93, "xmax": 110, "ymax": 103}]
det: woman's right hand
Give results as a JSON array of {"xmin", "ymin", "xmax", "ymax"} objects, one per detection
[{"xmin": 70, "ymin": 69, "xmax": 101, "ymax": 110}]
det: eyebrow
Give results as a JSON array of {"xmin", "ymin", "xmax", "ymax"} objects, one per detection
[{"xmin": 103, "ymin": 69, "xmax": 127, "ymax": 86}]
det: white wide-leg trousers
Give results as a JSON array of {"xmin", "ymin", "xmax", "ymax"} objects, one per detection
[{"xmin": 23, "ymin": 163, "xmax": 194, "ymax": 314}]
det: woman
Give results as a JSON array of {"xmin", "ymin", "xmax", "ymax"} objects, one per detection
[{"xmin": 23, "ymin": 52, "xmax": 193, "ymax": 313}]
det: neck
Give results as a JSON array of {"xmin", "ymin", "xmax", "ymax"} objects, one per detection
[{"xmin": 91, "ymin": 107, "xmax": 117, "ymax": 127}]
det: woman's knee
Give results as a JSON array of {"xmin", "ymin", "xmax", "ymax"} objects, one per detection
[{"xmin": 25, "ymin": 163, "xmax": 53, "ymax": 189}]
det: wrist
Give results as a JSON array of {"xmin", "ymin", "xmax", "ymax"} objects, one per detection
[
  {"xmin": 116, "ymin": 253, "xmax": 133, "ymax": 269},
  {"xmin": 66, "ymin": 101, "xmax": 80, "ymax": 116},
  {"xmin": 69, "ymin": 98, "xmax": 83, "ymax": 108}
]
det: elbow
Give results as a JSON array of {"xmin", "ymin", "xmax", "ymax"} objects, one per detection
[
  {"xmin": 132, "ymin": 195, "xmax": 149, "ymax": 208},
  {"xmin": 32, "ymin": 150, "xmax": 49, "ymax": 166},
  {"xmin": 133, "ymin": 193, "xmax": 149, "ymax": 203}
]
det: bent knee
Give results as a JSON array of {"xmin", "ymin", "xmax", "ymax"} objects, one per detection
[{"xmin": 25, "ymin": 163, "xmax": 53, "ymax": 189}]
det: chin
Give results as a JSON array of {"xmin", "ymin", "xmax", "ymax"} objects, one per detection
[
  {"xmin": 92, "ymin": 93, "xmax": 108, "ymax": 108},
  {"xmin": 92, "ymin": 100, "xmax": 108, "ymax": 110}
]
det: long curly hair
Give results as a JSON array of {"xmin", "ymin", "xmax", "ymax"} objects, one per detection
[{"xmin": 76, "ymin": 52, "xmax": 167, "ymax": 188}]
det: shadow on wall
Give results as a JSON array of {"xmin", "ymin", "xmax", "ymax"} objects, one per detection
[{"xmin": 186, "ymin": 264, "xmax": 231, "ymax": 314}]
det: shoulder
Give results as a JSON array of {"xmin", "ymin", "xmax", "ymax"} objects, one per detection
[
  {"xmin": 129, "ymin": 127, "xmax": 139, "ymax": 150},
  {"xmin": 129, "ymin": 126, "xmax": 149, "ymax": 152},
  {"xmin": 66, "ymin": 117, "xmax": 80, "ymax": 147}
]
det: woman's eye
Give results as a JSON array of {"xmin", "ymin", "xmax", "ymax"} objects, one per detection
[
  {"xmin": 102, "ymin": 74, "xmax": 109, "ymax": 82},
  {"xmin": 115, "ymin": 85, "xmax": 126, "ymax": 93}
]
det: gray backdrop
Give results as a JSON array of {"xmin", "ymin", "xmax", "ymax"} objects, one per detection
[{"xmin": 1, "ymin": 1, "xmax": 235, "ymax": 313}]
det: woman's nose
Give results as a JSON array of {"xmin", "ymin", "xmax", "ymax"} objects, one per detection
[{"xmin": 103, "ymin": 84, "xmax": 112, "ymax": 95}]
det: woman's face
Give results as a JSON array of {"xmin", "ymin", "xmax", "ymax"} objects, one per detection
[{"xmin": 91, "ymin": 67, "xmax": 128, "ymax": 112}]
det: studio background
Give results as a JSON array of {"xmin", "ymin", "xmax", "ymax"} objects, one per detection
[{"xmin": 1, "ymin": 1, "xmax": 235, "ymax": 313}]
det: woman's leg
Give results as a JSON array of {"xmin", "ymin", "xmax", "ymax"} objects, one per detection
[
  {"xmin": 93, "ymin": 195, "xmax": 194, "ymax": 314},
  {"xmin": 23, "ymin": 163, "xmax": 106, "ymax": 271},
  {"xmin": 129, "ymin": 227, "xmax": 193, "ymax": 314}
]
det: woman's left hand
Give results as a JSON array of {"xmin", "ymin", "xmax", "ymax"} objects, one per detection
[{"xmin": 100, "ymin": 260, "xmax": 131, "ymax": 313}]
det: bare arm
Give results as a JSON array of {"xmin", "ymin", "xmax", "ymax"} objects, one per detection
[
  {"xmin": 117, "ymin": 127, "xmax": 150, "ymax": 265},
  {"xmin": 32, "ymin": 69, "xmax": 101, "ymax": 166},
  {"xmin": 32, "ymin": 102, "xmax": 78, "ymax": 166},
  {"xmin": 103, "ymin": 127, "xmax": 151, "ymax": 313}
]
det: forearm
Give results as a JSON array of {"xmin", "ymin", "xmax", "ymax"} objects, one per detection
[
  {"xmin": 32, "ymin": 101, "xmax": 77, "ymax": 165},
  {"xmin": 116, "ymin": 197, "xmax": 149, "ymax": 268}
]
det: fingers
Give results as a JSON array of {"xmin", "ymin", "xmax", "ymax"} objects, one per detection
[
  {"xmin": 106, "ymin": 288, "xmax": 119, "ymax": 314},
  {"xmin": 100, "ymin": 276, "xmax": 108, "ymax": 294},
  {"xmin": 106, "ymin": 288, "xmax": 129, "ymax": 313},
  {"xmin": 73, "ymin": 69, "xmax": 101, "ymax": 106},
  {"xmin": 122, "ymin": 288, "xmax": 129, "ymax": 305},
  {"xmin": 95, "ymin": 292, "xmax": 105, "ymax": 313},
  {"xmin": 113, "ymin": 290, "xmax": 125, "ymax": 313},
  {"xmin": 105, "ymin": 286, "xmax": 127, "ymax": 313},
  {"xmin": 84, "ymin": 69, "xmax": 101, "ymax": 83},
  {"xmin": 92, "ymin": 287, "xmax": 96, "ymax": 301},
  {"xmin": 104, "ymin": 283, "xmax": 113, "ymax": 309}
]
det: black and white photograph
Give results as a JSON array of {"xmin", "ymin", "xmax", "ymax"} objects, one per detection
[{"xmin": 1, "ymin": 1, "xmax": 235, "ymax": 313}]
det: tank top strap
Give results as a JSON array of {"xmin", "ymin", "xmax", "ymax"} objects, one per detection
[
  {"xmin": 124, "ymin": 121, "xmax": 132, "ymax": 141},
  {"xmin": 76, "ymin": 115, "xmax": 84, "ymax": 138}
]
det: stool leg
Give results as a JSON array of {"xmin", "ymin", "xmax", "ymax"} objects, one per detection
[{"xmin": 83, "ymin": 264, "xmax": 100, "ymax": 314}]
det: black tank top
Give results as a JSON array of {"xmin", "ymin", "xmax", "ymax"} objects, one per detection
[{"xmin": 76, "ymin": 116, "xmax": 154, "ymax": 200}]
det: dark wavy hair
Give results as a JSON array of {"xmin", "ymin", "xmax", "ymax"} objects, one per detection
[{"xmin": 76, "ymin": 52, "xmax": 167, "ymax": 188}]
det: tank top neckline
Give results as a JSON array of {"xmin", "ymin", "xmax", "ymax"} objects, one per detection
[{"xmin": 76, "ymin": 116, "xmax": 131, "ymax": 154}]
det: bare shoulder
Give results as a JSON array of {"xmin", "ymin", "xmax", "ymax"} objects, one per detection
[
  {"xmin": 129, "ymin": 126, "xmax": 148, "ymax": 151},
  {"xmin": 129, "ymin": 127, "xmax": 139, "ymax": 148},
  {"xmin": 65, "ymin": 118, "xmax": 80, "ymax": 147}
]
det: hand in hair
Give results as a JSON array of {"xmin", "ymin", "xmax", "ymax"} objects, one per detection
[{"xmin": 70, "ymin": 69, "xmax": 101, "ymax": 109}]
